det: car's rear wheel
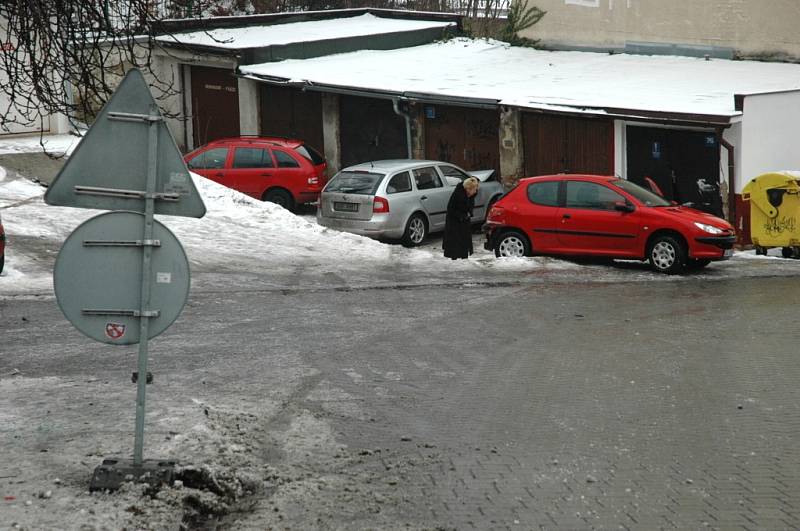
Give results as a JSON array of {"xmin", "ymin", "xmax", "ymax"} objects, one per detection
[
  {"xmin": 263, "ymin": 188, "xmax": 294, "ymax": 211},
  {"xmin": 494, "ymin": 230, "xmax": 530, "ymax": 258},
  {"xmin": 0, "ymin": 253, "xmax": 4, "ymax": 274},
  {"xmin": 402, "ymin": 213, "xmax": 427, "ymax": 247},
  {"xmin": 648, "ymin": 234, "xmax": 686, "ymax": 274}
]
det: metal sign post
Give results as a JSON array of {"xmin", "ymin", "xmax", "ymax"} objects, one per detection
[
  {"xmin": 132, "ymin": 103, "xmax": 160, "ymax": 466},
  {"xmin": 46, "ymin": 69, "xmax": 206, "ymax": 489}
]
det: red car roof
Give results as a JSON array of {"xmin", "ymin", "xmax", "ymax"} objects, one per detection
[
  {"xmin": 203, "ymin": 136, "xmax": 303, "ymax": 149},
  {"xmin": 520, "ymin": 174, "xmax": 618, "ymax": 183}
]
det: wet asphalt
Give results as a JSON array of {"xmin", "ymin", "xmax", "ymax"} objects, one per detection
[{"xmin": 3, "ymin": 273, "xmax": 800, "ymax": 529}]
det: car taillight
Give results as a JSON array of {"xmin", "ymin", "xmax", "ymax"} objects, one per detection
[
  {"xmin": 373, "ymin": 196, "xmax": 389, "ymax": 214},
  {"xmin": 487, "ymin": 205, "xmax": 504, "ymax": 223},
  {"xmin": 308, "ymin": 176, "xmax": 319, "ymax": 185}
]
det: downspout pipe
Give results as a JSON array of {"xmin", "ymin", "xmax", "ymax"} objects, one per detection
[
  {"xmin": 717, "ymin": 129, "xmax": 736, "ymax": 230},
  {"xmin": 392, "ymin": 98, "xmax": 413, "ymax": 159}
]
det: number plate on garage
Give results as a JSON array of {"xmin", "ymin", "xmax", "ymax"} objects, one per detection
[{"xmin": 334, "ymin": 202, "xmax": 359, "ymax": 212}]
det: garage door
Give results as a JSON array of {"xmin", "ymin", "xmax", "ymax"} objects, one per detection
[
  {"xmin": 190, "ymin": 66, "xmax": 240, "ymax": 147},
  {"xmin": 522, "ymin": 114, "xmax": 613, "ymax": 177},
  {"xmin": 626, "ymin": 126, "xmax": 722, "ymax": 216},
  {"xmin": 424, "ymin": 105, "xmax": 499, "ymax": 174},
  {"xmin": 340, "ymin": 95, "xmax": 406, "ymax": 168},
  {"xmin": 260, "ymin": 85, "xmax": 324, "ymax": 154}
]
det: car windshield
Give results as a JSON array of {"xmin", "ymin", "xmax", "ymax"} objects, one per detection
[
  {"xmin": 294, "ymin": 144, "xmax": 326, "ymax": 166},
  {"xmin": 325, "ymin": 171, "xmax": 385, "ymax": 195},
  {"xmin": 611, "ymin": 179, "xmax": 671, "ymax": 207}
]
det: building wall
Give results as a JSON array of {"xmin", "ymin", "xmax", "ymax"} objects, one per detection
[
  {"xmin": 738, "ymin": 91, "xmax": 800, "ymax": 191},
  {"xmin": 524, "ymin": 0, "xmax": 800, "ymax": 61}
]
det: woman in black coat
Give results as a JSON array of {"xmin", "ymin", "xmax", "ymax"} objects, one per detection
[{"xmin": 442, "ymin": 177, "xmax": 479, "ymax": 259}]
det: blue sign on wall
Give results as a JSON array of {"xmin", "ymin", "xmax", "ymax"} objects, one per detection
[{"xmin": 652, "ymin": 141, "xmax": 662, "ymax": 160}]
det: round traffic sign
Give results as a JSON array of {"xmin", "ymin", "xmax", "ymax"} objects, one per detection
[{"xmin": 54, "ymin": 211, "xmax": 190, "ymax": 345}]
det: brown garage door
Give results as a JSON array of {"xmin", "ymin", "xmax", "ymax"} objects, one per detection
[
  {"xmin": 424, "ymin": 105, "xmax": 499, "ymax": 174},
  {"xmin": 522, "ymin": 113, "xmax": 613, "ymax": 177},
  {"xmin": 190, "ymin": 66, "xmax": 240, "ymax": 147},
  {"xmin": 260, "ymin": 85, "xmax": 324, "ymax": 154},
  {"xmin": 340, "ymin": 95, "xmax": 406, "ymax": 168}
]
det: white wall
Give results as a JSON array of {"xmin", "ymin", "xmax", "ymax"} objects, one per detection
[{"xmin": 738, "ymin": 91, "xmax": 800, "ymax": 192}]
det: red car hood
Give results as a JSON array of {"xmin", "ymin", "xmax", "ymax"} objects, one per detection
[{"xmin": 651, "ymin": 206, "xmax": 733, "ymax": 230}]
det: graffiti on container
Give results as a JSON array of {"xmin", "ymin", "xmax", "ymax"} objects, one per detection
[{"xmin": 763, "ymin": 216, "xmax": 797, "ymax": 237}]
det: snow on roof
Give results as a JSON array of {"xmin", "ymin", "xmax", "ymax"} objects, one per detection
[
  {"xmin": 157, "ymin": 13, "xmax": 455, "ymax": 50},
  {"xmin": 240, "ymin": 38, "xmax": 800, "ymax": 118}
]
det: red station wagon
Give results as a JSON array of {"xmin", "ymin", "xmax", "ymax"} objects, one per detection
[
  {"xmin": 484, "ymin": 174, "xmax": 736, "ymax": 274},
  {"xmin": 185, "ymin": 137, "xmax": 327, "ymax": 211}
]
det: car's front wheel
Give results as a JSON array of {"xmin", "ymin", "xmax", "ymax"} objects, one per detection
[
  {"xmin": 494, "ymin": 230, "xmax": 531, "ymax": 258},
  {"xmin": 263, "ymin": 188, "xmax": 295, "ymax": 211},
  {"xmin": 402, "ymin": 213, "xmax": 427, "ymax": 247},
  {"xmin": 648, "ymin": 234, "xmax": 686, "ymax": 274}
]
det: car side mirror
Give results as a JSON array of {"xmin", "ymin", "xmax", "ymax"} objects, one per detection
[{"xmin": 614, "ymin": 201, "xmax": 635, "ymax": 213}]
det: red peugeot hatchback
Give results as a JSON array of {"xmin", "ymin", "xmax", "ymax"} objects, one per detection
[
  {"xmin": 185, "ymin": 137, "xmax": 327, "ymax": 211},
  {"xmin": 484, "ymin": 174, "xmax": 736, "ymax": 274}
]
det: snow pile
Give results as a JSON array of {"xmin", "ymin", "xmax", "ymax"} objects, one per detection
[
  {"xmin": 0, "ymin": 132, "xmax": 82, "ymax": 156},
  {"xmin": 0, "ymin": 162, "xmax": 543, "ymax": 294}
]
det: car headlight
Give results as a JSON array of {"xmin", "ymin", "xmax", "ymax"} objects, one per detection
[{"xmin": 694, "ymin": 222, "xmax": 725, "ymax": 234}]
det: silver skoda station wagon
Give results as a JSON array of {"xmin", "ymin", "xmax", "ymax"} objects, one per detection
[{"xmin": 316, "ymin": 160, "xmax": 503, "ymax": 246}]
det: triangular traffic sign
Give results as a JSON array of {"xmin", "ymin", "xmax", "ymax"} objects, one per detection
[{"xmin": 45, "ymin": 69, "xmax": 206, "ymax": 218}]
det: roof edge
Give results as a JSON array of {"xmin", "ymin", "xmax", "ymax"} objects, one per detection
[{"xmin": 155, "ymin": 8, "xmax": 462, "ymax": 34}]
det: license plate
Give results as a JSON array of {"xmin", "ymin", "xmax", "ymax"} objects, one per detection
[
  {"xmin": 723, "ymin": 248, "xmax": 733, "ymax": 257},
  {"xmin": 334, "ymin": 202, "xmax": 359, "ymax": 212}
]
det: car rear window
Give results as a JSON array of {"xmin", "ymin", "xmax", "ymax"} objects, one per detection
[
  {"xmin": 527, "ymin": 181, "xmax": 560, "ymax": 206},
  {"xmin": 294, "ymin": 144, "xmax": 326, "ymax": 166},
  {"xmin": 325, "ymin": 171, "xmax": 385, "ymax": 195},
  {"xmin": 274, "ymin": 149, "xmax": 300, "ymax": 168}
]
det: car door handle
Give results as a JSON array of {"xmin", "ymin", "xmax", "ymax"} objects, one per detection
[
  {"xmin": 420, "ymin": 195, "xmax": 428, "ymax": 200},
  {"xmin": 214, "ymin": 172, "xmax": 224, "ymax": 178},
  {"xmin": 562, "ymin": 213, "xmax": 571, "ymax": 219},
  {"xmin": 261, "ymin": 173, "xmax": 272, "ymax": 177}
]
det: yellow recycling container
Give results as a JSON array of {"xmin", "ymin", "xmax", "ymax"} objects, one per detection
[{"xmin": 742, "ymin": 171, "xmax": 800, "ymax": 257}]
